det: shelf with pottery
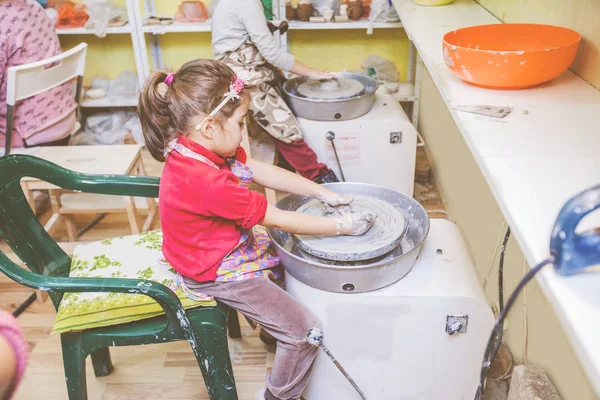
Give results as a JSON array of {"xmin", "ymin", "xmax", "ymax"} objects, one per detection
[
  {"xmin": 54, "ymin": 0, "xmax": 148, "ymax": 95},
  {"xmin": 56, "ymin": 24, "xmax": 132, "ymax": 35},
  {"xmin": 141, "ymin": 20, "xmax": 212, "ymax": 34},
  {"xmin": 392, "ymin": 0, "xmax": 600, "ymax": 394},
  {"xmin": 287, "ymin": 19, "xmax": 402, "ymax": 30}
]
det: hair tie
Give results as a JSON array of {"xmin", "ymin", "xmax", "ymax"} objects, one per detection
[{"xmin": 157, "ymin": 72, "xmax": 175, "ymax": 98}]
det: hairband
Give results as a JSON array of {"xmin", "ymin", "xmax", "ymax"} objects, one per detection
[
  {"xmin": 195, "ymin": 72, "xmax": 250, "ymax": 131},
  {"xmin": 157, "ymin": 72, "xmax": 175, "ymax": 97}
]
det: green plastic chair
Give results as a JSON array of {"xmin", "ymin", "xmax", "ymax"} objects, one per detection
[{"xmin": 0, "ymin": 155, "xmax": 239, "ymax": 400}]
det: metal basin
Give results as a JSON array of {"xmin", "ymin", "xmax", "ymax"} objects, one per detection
[
  {"xmin": 283, "ymin": 73, "xmax": 378, "ymax": 121},
  {"xmin": 267, "ymin": 183, "xmax": 430, "ymax": 293}
]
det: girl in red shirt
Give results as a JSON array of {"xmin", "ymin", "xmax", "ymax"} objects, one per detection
[{"xmin": 138, "ymin": 59, "xmax": 374, "ymax": 400}]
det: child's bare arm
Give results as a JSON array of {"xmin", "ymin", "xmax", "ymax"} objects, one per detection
[
  {"xmin": 247, "ymin": 157, "xmax": 331, "ymax": 198},
  {"xmin": 246, "ymin": 158, "xmax": 352, "ymax": 215}
]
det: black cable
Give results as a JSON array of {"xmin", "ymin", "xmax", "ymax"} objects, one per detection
[
  {"xmin": 12, "ymin": 293, "xmax": 36, "ymax": 318},
  {"xmin": 474, "ymin": 256, "xmax": 554, "ymax": 400},
  {"xmin": 490, "ymin": 227, "xmax": 511, "ymax": 363},
  {"xmin": 498, "ymin": 228, "xmax": 511, "ymax": 313}
]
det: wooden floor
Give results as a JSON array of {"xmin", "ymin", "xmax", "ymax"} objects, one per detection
[{"xmin": 0, "ymin": 148, "xmax": 446, "ymax": 400}]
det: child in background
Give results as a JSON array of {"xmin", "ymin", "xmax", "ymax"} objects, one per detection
[
  {"xmin": 138, "ymin": 59, "xmax": 375, "ymax": 400},
  {"xmin": 0, "ymin": 0, "xmax": 77, "ymax": 148},
  {"xmin": 0, "ymin": 310, "xmax": 28, "ymax": 400}
]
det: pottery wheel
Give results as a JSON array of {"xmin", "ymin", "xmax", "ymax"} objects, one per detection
[
  {"xmin": 297, "ymin": 78, "xmax": 365, "ymax": 100},
  {"xmin": 293, "ymin": 195, "xmax": 407, "ymax": 261}
]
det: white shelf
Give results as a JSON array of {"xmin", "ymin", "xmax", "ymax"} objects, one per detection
[
  {"xmin": 288, "ymin": 19, "xmax": 402, "ymax": 30},
  {"xmin": 393, "ymin": 0, "xmax": 600, "ymax": 395},
  {"xmin": 142, "ymin": 20, "xmax": 212, "ymax": 34},
  {"xmin": 81, "ymin": 95, "xmax": 138, "ymax": 108},
  {"xmin": 56, "ymin": 25, "xmax": 132, "ymax": 35}
]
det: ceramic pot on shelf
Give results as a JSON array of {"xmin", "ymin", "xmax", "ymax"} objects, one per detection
[
  {"xmin": 339, "ymin": 3, "xmax": 348, "ymax": 16},
  {"xmin": 360, "ymin": 0, "xmax": 371, "ymax": 18},
  {"xmin": 347, "ymin": 0, "xmax": 362, "ymax": 21},
  {"xmin": 297, "ymin": 0, "xmax": 315, "ymax": 21},
  {"xmin": 174, "ymin": 1, "xmax": 209, "ymax": 22},
  {"xmin": 323, "ymin": 8, "xmax": 334, "ymax": 21},
  {"xmin": 286, "ymin": 1, "xmax": 298, "ymax": 20}
]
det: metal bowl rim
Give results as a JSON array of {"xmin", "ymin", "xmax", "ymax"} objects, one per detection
[{"xmin": 267, "ymin": 182, "xmax": 431, "ymax": 270}]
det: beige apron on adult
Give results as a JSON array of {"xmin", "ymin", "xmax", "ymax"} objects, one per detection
[{"xmin": 219, "ymin": 42, "xmax": 303, "ymax": 144}]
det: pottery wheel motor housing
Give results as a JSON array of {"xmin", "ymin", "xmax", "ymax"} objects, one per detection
[
  {"xmin": 268, "ymin": 183, "xmax": 495, "ymax": 399},
  {"xmin": 283, "ymin": 73, "xmax": 418, "ymax": 196}
]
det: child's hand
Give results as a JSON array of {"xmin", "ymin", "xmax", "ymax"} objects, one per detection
[
  {"xmin": 309, "ymin": 70, "xmax": 336, "ymax": 81},
  {"xmin": 336, "ymin": 211, "xmax": 377, "ymax": 236},
  {"xmin": 318, "ymin": 193, "xmax": 354, "ymax": 216}
]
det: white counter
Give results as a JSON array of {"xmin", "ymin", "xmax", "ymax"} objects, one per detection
[{"xmin": 392, "ymin": 0, "xmax": 600, "ymax": 394}]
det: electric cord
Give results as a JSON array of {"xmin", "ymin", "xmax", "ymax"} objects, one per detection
[
  {"xmin": 498, "ymin": 228, "xmax": 510, "ymax": 313},
  {"xmin": 492, "ymin": 227, "xmax": 511, "ymax": 363},
  {"xmin": 474, "ymin": 256, "xmax": 554, "ymax": 400},
  {"xmin": 522, "ymin": 259, "xmax": 529, "ymax": 365},
  {"xmin": 482, "ymin": 221, "xmax": 508, "ymax": 291},
  {"xmin": 484, "ymin": 228, "xmax": 513, "ymax": 386},
  {"xmin": 482, "ymin": 227, "xmax": 515, "ymax": 385}
]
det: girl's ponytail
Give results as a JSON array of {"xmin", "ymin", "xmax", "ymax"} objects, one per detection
[
  {"xmin": 138, "ymin": 71, "xmax": 174, "ymax": 161},
  {"xmin": 138, "ymin": 60, "xmax": 254, "ymax": 162}
]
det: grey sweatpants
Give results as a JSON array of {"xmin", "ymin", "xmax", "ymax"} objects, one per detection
[{"xmin": 185, "ymin": 276, "xmax": 321, "ymax": 400}]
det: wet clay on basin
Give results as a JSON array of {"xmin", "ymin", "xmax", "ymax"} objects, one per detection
[{"xmin": 293, "ymin": 195, "xmax": 407, "ymax": 261}]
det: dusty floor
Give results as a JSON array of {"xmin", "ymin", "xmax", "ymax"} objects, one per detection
[{"xmin": 0, "ymin": 147, "xmax": 457, "ymax": 399}]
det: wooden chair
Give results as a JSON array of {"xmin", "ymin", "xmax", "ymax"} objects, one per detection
[
  {"xmin": 19, "ymin": 144, "xmax": 158, "ymax": 242},
  {"xmin": 0, "ymin": 155, "xmax": 238, "ymax": 400}
]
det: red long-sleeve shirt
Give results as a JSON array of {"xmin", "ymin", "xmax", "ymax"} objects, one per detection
[{"xmin": 159, "ymin": 135, "xmax": 268, "ymax": 282}]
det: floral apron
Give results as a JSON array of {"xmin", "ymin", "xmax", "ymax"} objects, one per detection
[
  {"xmin": 163, "ymin": 138, "xmax": 280, "ymax": 302},
  {"xmin": 219, "ymin": 42, "xmax": 303, "ymax": 144}
]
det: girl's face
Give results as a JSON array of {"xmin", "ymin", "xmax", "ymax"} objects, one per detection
[{"xmin": 210, "ymin": 95, "xmax": 250, "ymax": 158}]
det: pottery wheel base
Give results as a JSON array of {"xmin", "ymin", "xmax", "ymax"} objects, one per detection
[
  {"xmin": 293, "ymin": 195, "xmax": 406, "ymax": 261},
  {"xmin": 297, "ymin": 78, "xmax": 365, "ymax": 100}
]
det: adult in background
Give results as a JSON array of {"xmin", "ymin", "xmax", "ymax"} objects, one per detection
[{"xmin": 211, "ymin": 0, "xmax": 340, "ymax": 183}]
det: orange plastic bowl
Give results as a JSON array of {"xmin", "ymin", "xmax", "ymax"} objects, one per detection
[{"xmin": 443, "ymin": 24, "xmax": 581, "ymax": 89}]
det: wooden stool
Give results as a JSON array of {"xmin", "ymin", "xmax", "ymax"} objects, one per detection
[{"xmin": 20, "ymin": 144, "xmax": 158, "ymax": 242}]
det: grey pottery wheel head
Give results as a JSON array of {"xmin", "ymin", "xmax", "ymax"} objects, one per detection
[
  {"xmin": 267, "ymin": 183, "xmax": 430, "ymax": 270},
  {"xmin": 296, "ymin": 78, "xmax": 365, "ymax": 100},
  {"xmin": 292, "ymin": 195, "xmax": 408, "ymax": 262},
  {"xmin": 283, "ymin": 72, "xmax": 378, "ymax": 103}
]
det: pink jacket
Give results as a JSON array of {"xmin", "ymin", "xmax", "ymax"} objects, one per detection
[
  {"xmin": 0, "ymin": 0, "xmax": 76, "ymax": 147},
  {"xmin": 0, "ymin": 310, "xmax": 27, "ymax": 400}
]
